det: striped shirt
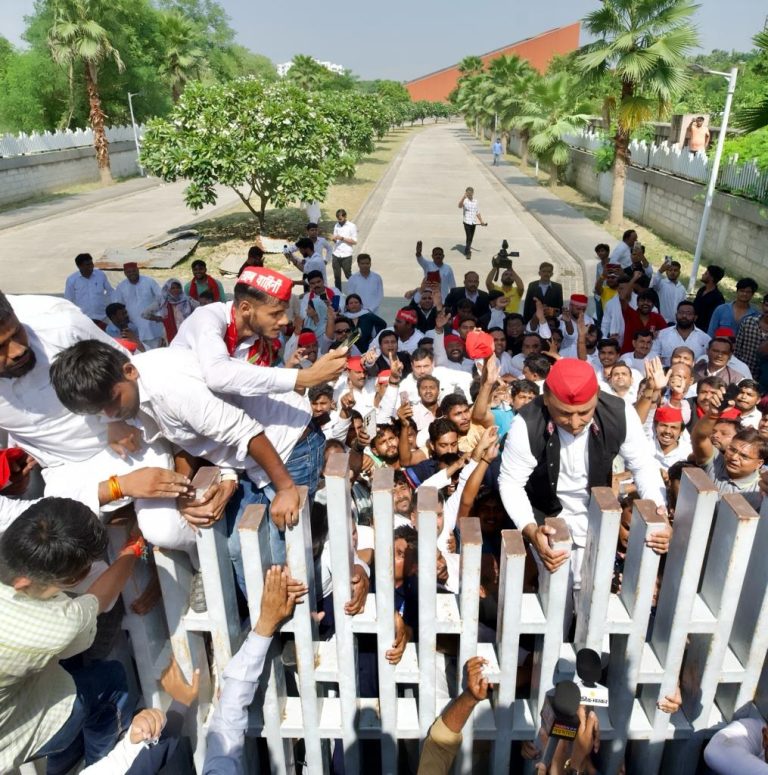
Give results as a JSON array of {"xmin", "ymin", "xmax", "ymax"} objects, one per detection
[{"xmin": 0, "ymin": 584, "xmax": 99, "ymax": 769}]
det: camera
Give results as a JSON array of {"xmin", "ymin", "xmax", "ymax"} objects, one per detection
[{"xmin": 492, "ymin": 239, "xmax": 519, "ymax": 269}]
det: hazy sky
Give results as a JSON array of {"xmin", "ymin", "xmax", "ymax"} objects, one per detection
[{"xmin": 2, "ymin": 0, "xmax": 766, "ymax": 80}]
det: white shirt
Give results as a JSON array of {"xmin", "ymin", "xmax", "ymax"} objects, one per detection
[
  {"xmin": 653, "ymin": 436, "xmax": 692, "ymax": 469},
  {"xmin": 302, "ymin": 254, "xmax": 329, "ymax": 284},
  {"xmin": 137, "ymin": 348, "xmax": 311, "ymax": 488},
  {"xmin": 559, "ymin": 345, "xmax": 602, "ymax": 372},
  {"xmin": 462, "ymin": 198, "xmax": 480, "ymax": 225},
  {"xmin": 203, "ymin": 631, "xmax": 272, "ymax": 775},
  {"xmin": 332, "ymin": 221, "xmax": 357, "ymax": 258},
  {"xmin": 620, "ymin": 352, "xmax": 652, "ymax": 372},
  {"xmin": 559, "ymin": 313, "xmax": 595, "ymax": 349},
  {"xmin": 652, "ymin": 325, "xmax": 710, "ymax": 366},
  {"xmin": 416, "ymin": 256, "xmax": 456, "ymax": 301},
  {"xmin": 650, "ymin": 273, "xmax": 687, "ymax": 323},
  {"xmin": 609, "ymin": 241, "xmax": 632, "ymax": 269},
  {"xmin": 112, "ymin": 276, "xmax": 164, "ymax": 343},
  {"xmin": 64, "ymin": 269, "xmax": 113, "ymax": 321},
  {"xmin": 332, "ymin": 374, "xmax": 398, "ymax": 425},
  {"xmin": 0, "ymin": 296, "xmax": 123, "ymax": 468},
  {"xmin": 346, "ymin": 271, "xmax": 384, "ymax": 313},
  {"xmin": 397, "ymin": 329, "xmax": 422, "ymax": 355},
  {"xmin": 172, "ymin": 301, "xmax": 299, "ymax": 395},
  {"xmin": 740, "ymin": 407, "xmax": 762, "ymax": 429},
  {"xmin": 601, "ymin": 292, "xmax": 634, "ymax": 342},
  {"xmin": 704, "ymin": 718, "xmax": 768, "ymax": 775},
  {"xmin": 399, "ymin": 366, "xmax": 473, "ymax": 404},
  {"xmin": 499, "ymin": 402, "xmax": 666, "ymax": 548}
]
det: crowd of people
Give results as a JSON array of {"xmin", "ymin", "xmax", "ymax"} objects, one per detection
[{"xmin": 1, "ymin": 206, "xmax": 767, "ymax": 773}]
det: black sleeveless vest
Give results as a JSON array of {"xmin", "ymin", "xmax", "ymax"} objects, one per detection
[{"xmin": 516, "ymin": 392, "xmax": 627, "ymax": 523}]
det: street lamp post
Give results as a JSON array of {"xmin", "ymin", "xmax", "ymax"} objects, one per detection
[
  {"xmin": 127, "ymin": 91, "xmax": 145, "ymax": 177},
  {"xmin": 687, "ymin": 66, "xmax": 738, "ymax": 293}
]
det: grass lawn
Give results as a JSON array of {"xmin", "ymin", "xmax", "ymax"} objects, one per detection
[
  {"xmin": 504, "ymin": 152, "xmax": 742, "ymax": 300},
  {"xmin": 156, "ymin": 126, "xmax": 424, "ymax": 283}
]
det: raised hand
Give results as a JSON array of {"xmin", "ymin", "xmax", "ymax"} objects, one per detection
[{"xmin": 644, "ymin": 356, "xmax": 668, "ymax": 393}]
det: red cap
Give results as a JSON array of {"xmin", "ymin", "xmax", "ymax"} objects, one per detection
[
  {"xmin": 654, "ymin": 405, "xmax": 684, "ymax": 424},
  {"xmin": 465, "ymin": 330, "xmax": 494, "ymax": 359},
  {"xmin": 115, "ymin": 337, "xmax": 138, "ymax": 353},
  {"xmin": 544, "ymin": 358, "xmax": 598, "ymax": 405},
  {"xmin": 0, "ymin": 448, "xmax": 25, "ymax": 490},
  {"xmin": 347, "ymin": 356, "xmax": 364, "ymax": 372},
  {"xmin": 570, "ymin": 293, "xmax": 589, "ymax": 305},
  {"xmin": 123, "ymin": 262, "xmax": 138, "ymax": 270},
  {"xmin": 718, "ymin": 407, "xmax": 742, "ymax": 420},
  {"xmin": 396, "ymin": 308, "xmax": 418, "ymax": 326},
  {"xmin": 237, "ymin": 267, "xmax": 293, "ymax": 302},
  {"xmin": 444, "ymin": 334, "xmax": 464, "ymax": 349},
  {"xmin": 714, "ymin": 327, "xmax": 735, "ymax": 339},
  {"xmin": 605, "ymin": 263, "xmax": 621, "ymax": 272},
  {"xmin": 377, "ymin": 369, "xmax": 391, "ymax": 384},
  {"xmin": 297, "ymin": 331, "xmax": 317, "ymax": 347}
]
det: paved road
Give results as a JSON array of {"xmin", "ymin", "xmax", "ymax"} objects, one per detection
[
  {"xmin": 0, "ymin": 180, "xmax": 240, "ymax": 295},
  {"xmin": 356, "ymin": 122, "xmax": 583, "ymax": 323}
]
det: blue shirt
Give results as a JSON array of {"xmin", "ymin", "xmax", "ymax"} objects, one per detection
[{"xmin": 707, "ymin": 302, "xmax": 759, "ymax": 338}]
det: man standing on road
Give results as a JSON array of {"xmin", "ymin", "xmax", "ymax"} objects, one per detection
[
  {"xmin": 331, "ymin": 208, "xmax": 358, "ymax": 290},
  {"xmin": 346, "ymin": 254, "xmax": 383, "ymax": 314},
  {"xmin": 64, "ymin": 253, "xmax": 113, "ymax": 327},
  {"xmin": 458, "ymin": 187, "xmax": 486, "ymax": 260},
  {"xmin": 491, "ymin": 138, "xmax": 503, "ymax": 166},
  {"xmin": 415, "ymin": 243, "xmax": 456, "ymax": 302},
  {"xmin": 112, "ymin": 262, "xmax": 165, "ymax": 349}
]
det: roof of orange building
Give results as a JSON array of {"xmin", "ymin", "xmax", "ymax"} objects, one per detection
[{"xmin": 405, "ymin": 23, "xmax": 581, "ymax": 102}]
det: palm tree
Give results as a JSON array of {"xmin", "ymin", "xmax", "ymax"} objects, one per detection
[
  {"xmin": 48, "ymin": 0, "xmax": 124, "ymax": 185},
  {"xmin": 736, "ymin": 30, "xmax": 768, "ymax": 133},
  {"xmin": 158, "ymin": 10, "xmax": 206, "ymax": 103},
  {"xmin": 486, "ymin": 55, "xmax": 536, "ymax": 164},
  {"xmin": 578, "ymin": 0, "xmax": 699, "ymax": 225},
  {"xmin": 511, "ymin": 73, "xmax": 591, "ymax": 183},
  {"xmin": 457, "ymin": 55, "xmax": 484, "ymax": 78},
  {"xmin": 286, "ymin": 54, "xmax": 327, "ymax": 90}
]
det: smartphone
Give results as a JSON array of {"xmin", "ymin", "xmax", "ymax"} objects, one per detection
[
  {"xmin": 400, "ymin": 391, "xmax": 410, "ymax": 406},
  {"xmin": 362, "ymin": 409, "xmax": 377, "ymax": 440},
  {"xmin": 340, "ymin": 328, "xmax": 361, "ymax": 350},
  {"xmin": 191, "ymin": 466, "xmax": 221, "ymax": 501},
  {"xmin": 416, "ymin": 240, "xmax": 422, "ymax": 254},
  {"xmin": 718, "ymin": 383, "xmax": 740, "ymax": 413},
  {"xmin": 426, "ymin": 271, "xmax": 441, "ymax": 284},
  {"xmin": 509, "ymin": 251, "xmax": 520, "ymax": 257}
]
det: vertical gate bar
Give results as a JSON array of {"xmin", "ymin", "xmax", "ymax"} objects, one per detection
[{"xmin": 417, "ymin": 487, "xmax": 439, "ymax": 736}]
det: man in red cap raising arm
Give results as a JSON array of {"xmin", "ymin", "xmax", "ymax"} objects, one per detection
[
  {"xmin": 499, "ymin": 358, "xmax": 669, "ymax": 597},
  {"xmin": 558, "ymin": 293, "xmax": 594, "ymax": 351}
]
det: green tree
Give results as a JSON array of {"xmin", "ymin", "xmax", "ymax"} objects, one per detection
[
  {"xmin": 47, "ymin": 0, "xmax": 125, "ymax": 184},
  {"xmin": 578, "ymin": 0, "xmax": 699, "ymax": 225},
  {"xmin": 511, "ymin": 72, "xmax": 591, "ymax": 182},
  {"xmin": 736, "ymin": 30, "xmax": 768, "ymax": 133},
  {"xmin": 286, "ymin": 54, "xmax": 329, "ymax": 91},
  {"xmin": 157, "ymin": 9, "xmax": 205, "ymax": 101},
  {"xmin": 140, "ymin": 79, "xmax": 348, "ymax": 230},
  {"xmin": 458, "ymin": 55, "xmax": 484, "ymax": 77}
]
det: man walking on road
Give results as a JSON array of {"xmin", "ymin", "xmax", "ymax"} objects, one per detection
[
  {"xmin": 458, "ymin": 187, "xmax": 486, "ymax": 260},
  {"xmin": 492, "ymin": 138, "xmax": 503, "ymax": 166},
  {"xmin": 331, "ymin": 208, "xmax": 358, "ymax": 291}
]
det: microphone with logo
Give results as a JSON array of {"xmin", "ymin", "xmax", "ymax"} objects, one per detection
[
  {"xmin": 536, "ymin": 680, "xmax": 582, "ymax": 765},
  {"xmin": 575, "ymin": 648, "xmax": 609, "ymax": 712}
]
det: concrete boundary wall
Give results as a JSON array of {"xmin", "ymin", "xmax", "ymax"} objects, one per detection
[
  {"xmin": 566, "ymin": 148, "xmax": 768, "ymax": 286},
  {"xmin": 0, "ymin": 141, "xmax": 140, "ymax": 206}
]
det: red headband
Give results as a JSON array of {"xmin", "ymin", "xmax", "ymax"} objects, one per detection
[{"xmin": 238, "ymin": 267, "xmax": 293, "ymax": 302}]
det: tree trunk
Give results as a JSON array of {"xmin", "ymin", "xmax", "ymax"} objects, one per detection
[
  {"xmin": 172, "ymin": 82, "xmax": 182, "ymax": 103},
  {"xmin": 520, "ymin": 132, "xmax": 529, "ymax": 170},
  {"xmin": 610, "ymin": 81, "xmax": 633, "ymax": 226},
  {"xmin": 85, "ymin": 63, "xmax": 113, "ymax": 186}
]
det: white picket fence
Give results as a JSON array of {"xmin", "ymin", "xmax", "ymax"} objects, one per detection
[
  {"xmin": 560, "ymin": 129, "xmax": 768, "ymax": 202},
  {"xmin": 0, "ymin": 125, "xmax": 145, "ymax": 158},
  {"xmin": 93, "ymin": 461, "xmax": 767, "ymax": 775}
]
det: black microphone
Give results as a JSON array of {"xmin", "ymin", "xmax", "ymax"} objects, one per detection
[
  {"xmin": 537, "ymin": 680, "xmax": 581, "ymax": 764},
  {"xmin": 575, "ymin": 648, "xmax": 609, "ymax": 708}
]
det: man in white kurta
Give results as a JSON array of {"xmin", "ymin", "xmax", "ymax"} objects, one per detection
[
  {"xmin": 0, "ymin": 294, "xmax": 194, "ymax": 551},
  {"xmin": 112, "ymin": 262, "xmax": 165, "ymax": 349}
]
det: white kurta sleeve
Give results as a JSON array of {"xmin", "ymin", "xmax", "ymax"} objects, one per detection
[
  {"xmin": 618, "ymin": 403, "xmax": 667, "ymax": 506},
  {"xmin": 498, "ymin": 415, "xmax": 537, "ymax": 531},
  {"xmin": 703, "ymin": 718, "xmax": 768, "ymax": 775}
]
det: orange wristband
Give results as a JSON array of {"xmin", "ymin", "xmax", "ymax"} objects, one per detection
[
  {"xmin": 108, "ymin": 475, "xmax": 123, "ymax": 501},
  {"xmin": 121, "ymin": 536, "xmax": 147, "ymax": 559}
]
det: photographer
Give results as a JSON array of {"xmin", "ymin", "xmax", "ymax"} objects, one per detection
[{"xmin": 486, "ymin": 240, "xmax": 525, "ymax": 314}]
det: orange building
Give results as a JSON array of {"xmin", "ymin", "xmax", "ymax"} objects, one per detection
[{"xmin": 405, "ymin": 23, "xmax": 581, "ymax": 103}]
